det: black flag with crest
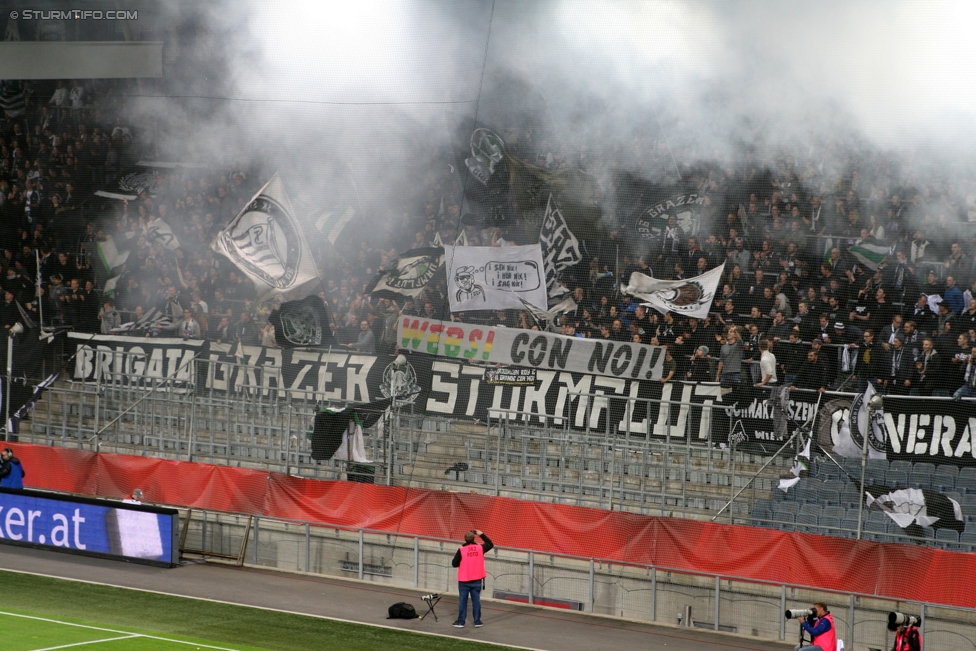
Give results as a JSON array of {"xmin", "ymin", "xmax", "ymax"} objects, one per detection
[{"xmin": 268, "ymin": 295, "xmax": 336, "ymax": 348}]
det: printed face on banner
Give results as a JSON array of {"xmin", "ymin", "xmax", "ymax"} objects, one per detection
[{"xmin": 447, "ymin": 245, "xmax": 548, "ymax": 312}]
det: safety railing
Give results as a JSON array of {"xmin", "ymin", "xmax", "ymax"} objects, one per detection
[{"xmin": 176, "ymin": 507, "xmax": 976, "ymax": 651}]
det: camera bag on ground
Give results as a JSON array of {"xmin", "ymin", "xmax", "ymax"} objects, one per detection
[{"xmin": 387, "ymin": 602, "xmax": 419, "ymax": 619}]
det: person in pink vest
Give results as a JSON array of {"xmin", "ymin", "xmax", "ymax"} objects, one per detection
[
  {"xmin": 451, "ymin": 529, "xmax": 493, "ymax": 628},
  {"xmin": 796, "ymin": 602, "xmax": 837, "ymax": 651}
]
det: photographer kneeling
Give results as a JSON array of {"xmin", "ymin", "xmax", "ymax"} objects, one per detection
[{"xmin": 795, "ymin": 602, "xmax": 836, "ymax": 651}]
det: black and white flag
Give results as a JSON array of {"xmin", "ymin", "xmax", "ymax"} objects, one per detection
[
  {"xmin": 865, "ymin": 485, "xmax": 964, "ymax": 534},
  {"xmin": 212, "ymin": 174, "xmax": 319, "ymax": 300},
  {"xmin": 365, "ymin": 248, "xmax": 444, "ymax": 300},
  {"xmin": 146, "ymin": 218, "xmax": 180, "ymax": 251},
  {"xmin": 622, "ymin": 263, "xmax": 724, "ymax": 319},
  {"xmin": 0, "ymin": 81, "xmax": 26, "ymax": 118},
  {"xmin": 268, "ymin": 295, "xmax": 335, "ymax": 348},
  {"xmin": 539, "ymin": 195, "xmax": 583, "ymax": 300}
]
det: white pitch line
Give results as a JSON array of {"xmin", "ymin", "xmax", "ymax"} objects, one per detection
[
  {"xmin": 0, "ymin": 611, "xmax": 244, "ymax": 651},
  {"xmin": 0, "ymin": 568, "xmax": 544, "ymax": 651},
  {"xmin": 29, "ymin": 635, "xmax": 140, "ymax": 651}
]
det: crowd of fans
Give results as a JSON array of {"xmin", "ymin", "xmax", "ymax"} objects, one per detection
[{"xmin": 3, "ymin": 78, "xmax": 976, "ymax": 396}]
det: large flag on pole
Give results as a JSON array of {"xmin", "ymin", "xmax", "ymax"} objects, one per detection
[
  {"xmin": 539, "ymin": 195, "xmax": 583, "ymax": 300},
  {"xmin": 849, "ymin": 241, "xmax": 891, "ymax": 271},
  {"xmin": 212, "ymin": 174, "xmax": 319, "ymax": 301},
  {"xmin": 622, "ymin": 263, "xmax": 725, "ymax": 319}
]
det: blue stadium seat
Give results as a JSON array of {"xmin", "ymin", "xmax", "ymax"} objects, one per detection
[
  {"xmin": 864, "ymin": 468, "xmax": 886, "ymax": 485},
  {"xmin": 796, "ymin": 512, "xmax": 818, "ymax": 533},
  {"xmin": 886, "ymin": 522, "xmax": 907, "ymax": 538},
  {"xmin": 818, "ymin": 489, "xmax": 840, "ymax": 506},
  {"xmin": 960, "ymin": 504, "xmax": 976, "ymax": 519},
  {"xmin": 867, "ymin": 511, "xmax": 888, "ymax": 525},
  {"xmin": 936, "ymin": 464, "xmax": 960, "ymax": 477},
  {"xmin": 886, "ymin": 470, "xmax": 908, "ymax": 486},
  {"xmin": 960, "ymin": 532, "xmax": 976, "ymax": 546},
  {"xmin": 751, "ymin": 508, "xmax": 772, "ymax": 526},
  {"xmin": 962, "ymin": 494, "xmax": 976, "ymax": 507},
  {"xmin": 966, "ymin": 521, "xmax": 976, "ymax": 534},
  {"xmin": 867, "ymin": 458, "xmax": 889, "ymax": 472},
  {"xmin": 775, "ymin": 502, "xmax": 800, "ymax": 516},
  {"xmin": 777, "ymin": 512, "xmax": 796, "ymax": 531},
  {"xmin": 822, "ymin": 506, "xmax": 847, "ymax": 520},
  {"xmin": 756, "ymin": 498, "xmax": 775, "ymax": 512},
  {"xmin": 819, "ymin": 516, "xmax": 841, "ymax": 533},
  {"xmin": 840, "ymin": 488, "xmax": 862, "ymax": 508},
  {"xmin": 864, "ymin": 520, "xmax": 887, "ymax": 541},
  {"xmin": 841, "ymin": 518, "xmax": 860, "ymax": 537},
  {"xmin": 824, "ymin": 480, "xmax": 846, "ymax": 494},
  {"xmin": 914, "ymin": 462, "xmax": 936, "ymax": 475},
  {"xmin": 796, "ymin": 487, "xmax": 818, "ymax": 504},
  {"xmin": 908, "ymin": 471, "xmax": 933, "ymax": 488},
  {"xmin": 921, "ymin": 526, "xmax": 935, "ymax": 539},
  {"xmin": 956, "ymin": 475, "xmax": 976, "ymax": 494},
  {"xmin": 959, "ymin": 467, "xmax": 976, "ymax": 480},
  {"xmin": 800, "ymin": 503, "xmax": 824, "ymax": 518},
  {"xmin": 890, "ymin": 460, "xmax": 913, "ymax": 473},
  {"xmin": 932, "ymin": 475, "xmax": 955, "ymax": 493},
  {"xmin": 936, "ymin": 528, "xmax": 959, "ymax": 546}
]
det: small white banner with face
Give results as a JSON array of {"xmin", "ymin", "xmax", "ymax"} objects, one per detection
[{"xmin": 445, "ymin": 244, "xmax": 548, "ymax": 312}]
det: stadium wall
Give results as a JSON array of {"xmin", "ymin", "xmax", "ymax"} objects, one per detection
[{"xmin": 13, "ymin": 442, "xmax": 976, "ymax": 609}]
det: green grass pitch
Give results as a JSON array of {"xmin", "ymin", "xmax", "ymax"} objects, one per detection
[{"xmin": 0, "ymin": 570, "xmax": 521, "ymax": 651}]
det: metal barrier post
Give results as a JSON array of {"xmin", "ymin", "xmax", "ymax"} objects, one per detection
[
  {"xmin": 848, "ymin": 593, "xmax": 855, "ymax": 648},
  {"xmin": 413, "ymin": 537, "xmax": 419, "ymax": 587},
  {"xmin": 714, "ymin": 576, "xmax": 720, "ymax": 631},
  {"xmin": 358, "ymin": 529, "xmax": 364, "ymax": 580},
  {"xmin": 92, "ymin": 389, "xmax": 100, "ymax": 451},
  {"xmin": 919, "ymin": 603, "xmax": 925, "ymax": 651},
  {"xmin": 528, "ymin": 551, "xmax": 534, "ymax": 605},
  {"xmin": 304, "ymin": 522, "xmax": 310, "ymax": 573},
  {"xmin": 650, "ymin": 567, "xmax": 656, "ymax": 622},
  {"xmin": 780, "ymin": 585, "xmax": 786, "ymax": 640},
  {"xmin": 588, "ymin": 559, "xmax": 594, "ymax": 612},
  {"xmin": 253, "ymin": 516, "xmax": 259, "ymax": 564}
]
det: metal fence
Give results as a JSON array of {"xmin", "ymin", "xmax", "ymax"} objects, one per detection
[
  {"xmin": 176, "ymin": 508, "xmax": 976, "ymax": 651},
  {"xmin": 21, "ymin": 352, "xmax": 976, "ymax": 551}
]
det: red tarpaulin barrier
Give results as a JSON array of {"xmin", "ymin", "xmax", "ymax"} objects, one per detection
[{"xmin": 11, "ymin": 442, "xmax": 975, "ymax": 608}]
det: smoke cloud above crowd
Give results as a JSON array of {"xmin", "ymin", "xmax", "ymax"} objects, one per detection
[{"xmin": 131, "ymin": 0, "xmax": 976, "ymax": 227}]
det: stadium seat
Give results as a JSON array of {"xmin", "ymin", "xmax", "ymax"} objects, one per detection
[
  {"xmin": 840, "ymin": 517, "xmax": 860, "ymax": 537},
  {"xmin": 796, "ymin": 512, "xmax": 818, "ymax": 533},
  {"xmin": 966, "ymin": 521, "xmax": 976, "ymax": 534},
  {"xmin": 796, "ymin": 487, "xmax": 818, "ymax": 504},
  {"xmin": 936, "ymin": 464, "xmax": 959, "ymax": 477},
  {"xmin": 818, "ymin": 489, "xmax": 840, "ymax": 506},
  {"xmin": 867, "ymin": 511, "xmax": 888, "ymax": 525},
  {"xmin": 756, "ymin": 498, "xmax": 775, "ymax": 512},
  {"xmin": 908, "ymin": 471, "xmax": 933, "ymax": 488},
  {"xmin": 886, "ymin": 470, "xmax": 908, "ymax": 486},
  {"xmin": 822, "ymin": 506, "xmax": 847, "ymax": 520},
  {"xmin": 824, "ymin": 480, "xmax": 846, "ymax": 494},
  {"xmin": 864, "ymin": 520, "xmax": 887, "ymax": 541},
  {"xmin": 962, "ymin": 494, "xmax": 976, "ymax": 507},
  {"xmin": 960, "ymin": 532, "xmax": 976, "ymax": 546},
  {"xmin": 945, "ymin": 491, "xmax": 963, "ymax": 504},
  {"xmin": 936, "ymin": 528, "xmax": 959, "ymax": 546},
  {"xmin": 751, "ymin": 508, "xmax": 772, "ymax": 526},
  {"xmin": 776, "ymin": 512, "xmax": 796, "ymax": 531},
  {"xmin": 913, "ymin": 462, "xmax": 936, "ymax": 475},
  {"xmin": 955, "ymin": 475, "xmax": 976, "ymax": 493},
  {"xmin": 867, "ymin": 458, "xmax": 889, "ymax": 472},
  {"xmin": 819, "ymin": 516, "xmax": 841, "ymax": 533},
  {"xmin": 932, "ymin": 474, "xmax": 955, "ymax": 493},
  {"xmin": 959, "ymin": 467, "xmax": 976, "ymax": 480},
  {"xmin": 864, "ymin": 468, "xmax": 886, "ymax": 485},
  {"xmin": 921, "ymin": 526, "xmax": 936, "ymax": 539},
  {"xmin": 886, "ymin": 522, "xmax": 907, "ymax": 538},
  {"xmin": 775, "ymin": 502, "xmax": 800, "ymax": 516},
  {"xmin": 799, "ymin": 503, "xmax": 824, "ymax": 518},
  {"xmin": 889, "ymin": 460, "xmax": 913, "ymax": 473},
  {"xmin": 960, "ymin": 504, "xmax": 976, "ymax": 519},
  {"xmin": 840, "ymin": 488, "xmax": 862, "ymax": 508}
]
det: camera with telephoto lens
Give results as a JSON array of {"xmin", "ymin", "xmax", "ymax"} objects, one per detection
[
  {"xmin": 785, "ymin": 608, "xmax": 816, "ymax": 620},
  {"xmin": 888, "ymin": 611, "xmax": 920, "ymax": 631}
]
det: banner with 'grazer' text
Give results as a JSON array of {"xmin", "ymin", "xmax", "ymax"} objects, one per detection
[{"xmin": 397, "ymin": 317, "xmax": 666, "ymax": 381}]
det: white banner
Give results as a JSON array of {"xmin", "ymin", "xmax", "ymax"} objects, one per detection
[
  {"xmin": 445, "ymin": 244, "xmax": 547, "ymax": 312},
  {"xmin": 622, "ymin": 263, "xmax": 725, "ymax": 319},
  {"xmin": 397, "ymin": 316, "xmax": 666, "ymax": 380},
  {"xmin": 212, "ymin": 174, "xmax": 318, "ymax": 301}
]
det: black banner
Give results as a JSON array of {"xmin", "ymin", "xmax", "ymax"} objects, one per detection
[
  {"xmin": 882, "ymin": 396, "xmax": 976, "ymax": 466},
  {"xmin": 70, "ymin": 334, "xmax": 857, "ymax": 445}
]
